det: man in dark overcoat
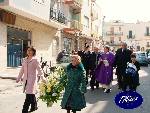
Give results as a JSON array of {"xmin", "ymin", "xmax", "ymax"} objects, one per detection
[
  {"xmin": 89, "ymin": 47, "xmax": 101, "ymax": 90},
  {"xmin": 114, "ymin": 42, "xmax": 132, "ymax": 89},
  {"xmin": 81, "ymin": 45, "xmax": 91, "ymax": 84}
]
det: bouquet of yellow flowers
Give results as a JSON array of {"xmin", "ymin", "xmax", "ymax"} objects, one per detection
[{"xmin": 38, "ymin": 66, "xmax": 67, "ymax": 107}]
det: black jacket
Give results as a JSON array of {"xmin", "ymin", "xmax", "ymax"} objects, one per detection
[
  {"xmin": 114, "ymin": 48, "xmax": 132, "ymax": 75},
  {"xmin": 90, "ymin": 52, "xmax": 101, "ymax": 70},
  {"xmin": 114, "ymin": 48, "xmax": 132, "ymax": 68},
  {"xmin": 81, "ymin": 51, "xmax": 91, "ymax": 69}
]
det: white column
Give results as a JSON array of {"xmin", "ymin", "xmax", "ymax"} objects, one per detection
[
  {"xmin": 56, "ymin": 29, "xmax": 62, "ymax": 52},
  {"xmin": 0, "ymin": 22, "xmax": 7, "ymax": 69}
]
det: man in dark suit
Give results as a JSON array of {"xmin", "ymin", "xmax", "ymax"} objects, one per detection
[
  {"xmin": 114, "ymin": 42, "xmax": 132, "ymax": 89},
  {"xmin": 81, "ymin": 45, "xmax": 91, "ymax": 84},
  {"xmin": 89, "ymin": 47, "xmax": 101, "ymax": 90}
]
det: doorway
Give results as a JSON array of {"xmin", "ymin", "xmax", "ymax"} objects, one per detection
[{"xmin": 7, "ymin": 27, "xmax": 31, "ymax": 67}]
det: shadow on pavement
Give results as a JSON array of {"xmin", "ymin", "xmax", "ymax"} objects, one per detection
[
  {"xmin": 83, "ymin": 67, "xmax": 150, "ymax": 113},
  {"xmin": 85, "ymin": 84, "xmax": 118, "ymax": 104}
]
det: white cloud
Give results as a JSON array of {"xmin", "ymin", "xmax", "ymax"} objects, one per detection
[{"xmin": 97, "ymin": 0, "xmax": 150, "ymax": 22}]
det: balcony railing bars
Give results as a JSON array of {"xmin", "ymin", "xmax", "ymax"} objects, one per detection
[{"xmin": 50, "ymin": 8, "xmax": 67, "ymax": 24}]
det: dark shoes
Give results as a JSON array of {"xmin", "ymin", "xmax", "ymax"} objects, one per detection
[
  {"xmin": 118, "ymin": 86, "xmax": 122, "ymax": 89},
  {"xmin": 102, "ymin": 87, "xmax": 106, "ymax": 91},
  {"xmin": 96, "ymin": 86, "xmax": 99, "ymax": 89},
  {"xmin": 29, "ymin": 107, "xmax": 38, "ymax": 113},
  {"xmin": 104, "ymin": 89, "xmax": 111, "ymax": 93},
  {"xmin": 90, "ymin": 86, "xmax": 99, "ymax": 91},
  {"xmin": 90, "ymin": 87, "xmax": 94, "ymax": 91}
]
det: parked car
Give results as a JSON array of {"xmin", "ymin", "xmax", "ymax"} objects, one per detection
[{"xmin": 134, "ymin": 52, "xmax": 149, "ymax": 66}]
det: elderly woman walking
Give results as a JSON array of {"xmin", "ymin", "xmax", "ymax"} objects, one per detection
[
  {"xmin": 95, "ymin": 46, "xmax": 115, "ymax": 93},
  {"xmin": 16, "ymin": 46, "xmax": 44, "ymax": 113},
  {"xmin": 61, "ymin": 55, "xmax": 87, "ymax": 113}
]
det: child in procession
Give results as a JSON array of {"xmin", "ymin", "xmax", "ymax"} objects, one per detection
[{"xmin": 123, "ymin": 53, "xmax": 140, "ymax": 91}]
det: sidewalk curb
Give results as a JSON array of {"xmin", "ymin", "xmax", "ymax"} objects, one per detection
[{"xmin": 0, "ymin": 76, "xmax": 16, "ymax": 80}]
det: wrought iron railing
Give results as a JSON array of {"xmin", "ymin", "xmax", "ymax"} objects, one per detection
[
  {"xmin": 127, "ymin": 35, "xmax": 135, "ymax": 39},
  {"xmin": 105, "ymin": 32, "xmax": 123, "ymax": 36},
  {"xmin": 74, "ymin": 0, "xmax": 82, "ymax": 6},
  {"xmin": 146, "ymin": 44, "xmax": 150, "ymax": 47},
  {"xmin": 64, "ymin": 0, "xmax": 82, "ymax": 6},
  {"xmin": 50, "ymin": 8, "xmax": 67, "ymax": 24},
  {"xmin": 71, "ymin": 20, "xmax": 82, "ymax": 30},
  {"xmin": 144, "ymin": 33, "xmax": 150, "ymax": 36},
  {"xmin": 109, "ymin": 41, "xmax": 121, "ymax": 46}
]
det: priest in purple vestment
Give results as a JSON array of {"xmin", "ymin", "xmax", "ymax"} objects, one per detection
[{"xmin": 95, "ymin": 46, "xmax": 115, "ymax": 93}]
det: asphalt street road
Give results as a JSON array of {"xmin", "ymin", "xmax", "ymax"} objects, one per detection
[{"xmin": 0, "ymin": 67, "xmax": 150, "ymax": 113}]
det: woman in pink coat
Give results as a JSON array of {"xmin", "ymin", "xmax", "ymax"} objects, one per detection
[{"xmin": 16, "ymin": 46, "xmax": 44, "ymax": 113}]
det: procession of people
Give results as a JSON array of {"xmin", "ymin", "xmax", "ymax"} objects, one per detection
[{"xmin": 16, "ymin": 42, "xmax": 141, "ymax": 113}]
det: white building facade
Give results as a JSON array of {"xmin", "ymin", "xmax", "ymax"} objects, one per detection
[
  {"xmin": 0, "ymin": 0, "xmax": 70, "ymax": 68},
  {"xmin": 124, "ymin": 22, "xmax": 150, "ymax": 52},
  {"xmin": 103, "ymin": 20, "xmax": 124, "ymax": 50},
  {"xmin": 0, "ymin": 0, "xmax": 102, "ymax": 69},
  {"xmin": 63, "ymin": 0, "xmax": 102, "ymax": 51},
  {"xmin": 103, "ymin": 20, "xmax": 150, "ymax": 51}
]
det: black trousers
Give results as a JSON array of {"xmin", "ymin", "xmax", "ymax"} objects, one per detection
[
  {"xmin": 90, "ymin": 70, "xmax": 99, "ymax": 89},
  {"xmin": 117, "ymin": 74, "xmax": 123, "ymax": 88},
  {"xmin": 85, "ymin": 68, "xmax": 90, "ymax": 84},
  {"xmin": 116, "ymin": 67, "xmax": 126, "ymax": 89},
  {"xmin": 22, "ymin": 94, "xmax": 37, "ymax": 113},
  {"xmin": 122, "ymin": 75, "xmax": 137, "ymax": 91}
]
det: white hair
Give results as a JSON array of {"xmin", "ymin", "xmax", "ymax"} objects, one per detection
[{"xmin": 121, "ymin": 42, "xmax": 127, "ymax": 46}]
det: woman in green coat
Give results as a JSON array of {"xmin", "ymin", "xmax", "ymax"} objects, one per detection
[{"xmin": 61, "ymin": 55, "xmax": 87, "ymax": 113}]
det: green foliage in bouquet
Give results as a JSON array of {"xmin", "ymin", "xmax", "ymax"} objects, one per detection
[{"xmin": 39, "ymin": 66, "xmax": 67, "ymax": 107}]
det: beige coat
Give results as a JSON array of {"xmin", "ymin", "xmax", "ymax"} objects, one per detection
[{"xmin": 17, "ymin": 57, "xmax": 43, "ymax": 94}]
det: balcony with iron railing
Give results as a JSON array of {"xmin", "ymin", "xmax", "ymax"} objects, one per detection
[
  {"xmin": 81, "ymin": 25, "xmax": 91, "ymax": 37},
  {"xmin": 70, "ymin": 20, "xmax": 82, "ymax": 31},
  {"xmin": 91, "ymin": 11, "xmax": 98, "ymax": 21},
  {"xmin": 64, "ymin": 0, "xmax": 82, "ymax": 13},
  {"xmin": 127, "ymin": 35, "xmax": 135, "ymax": 39},
  {"xmin": 91, "ymin": 31, "xmax": 99, "ymax": 38},
  {"xmin": 49, "ymin": 8, "xmax": 67, "ymax": 25},
  {"xmin": 108, "ymin": 41, "xmax": 121, "ymax": 46},
  {"xmin": 144, "ymin": 33, "xmax": 150, "ymax": 36},
  {"xmin": 105, "ymin": 31, "xmax": 123, "ymax": 36},
  {"xmin": 146, "ymin": 44, "xmax": 150, "ymax": 47}
]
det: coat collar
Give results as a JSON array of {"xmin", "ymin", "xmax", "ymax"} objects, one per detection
[
  {"xmin": 24, "ymin": 56, "xmax": 36, "ymax": 63},
  {"xmin": 67, "ymin": 63, "xmax": 85, "ymax": 71},
  {"xmin": 120, "ymin": 48, "xmax": 127, "ymax": 51}
]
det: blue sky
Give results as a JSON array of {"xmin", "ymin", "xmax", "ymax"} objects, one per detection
[{"xmin": 97, "ymin": 0, "xmax": 150, "ymax": 23}]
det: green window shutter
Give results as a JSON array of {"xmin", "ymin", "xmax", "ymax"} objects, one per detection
[
  {"xmin": 146, "ymin": 27, "xmax": 149, "ymax": 36},
  {"xmin": 129, "ymin": 30, "xmax": 132, "ymax": 38}
]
